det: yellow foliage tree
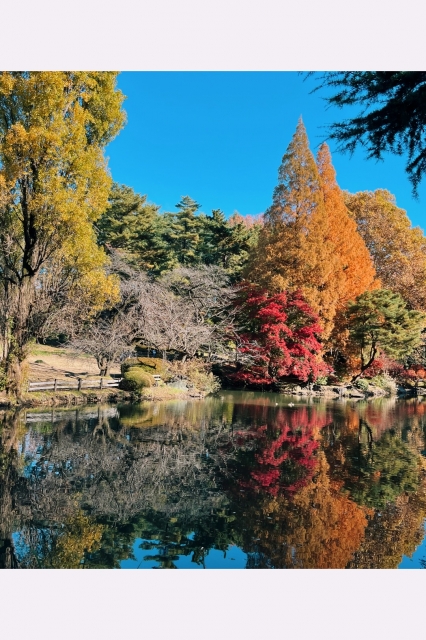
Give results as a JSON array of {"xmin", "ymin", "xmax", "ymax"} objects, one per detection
[
  {"xmin": 48, "ymin": 511, "xmax": 104, "ymax": 569},
  {"xmin": 345, "ymin": 189, "xmax": 426, "ymax": 311},
  {"xmin": 0, "ymin": 72, "xmax": 125, "ymax": 394}
]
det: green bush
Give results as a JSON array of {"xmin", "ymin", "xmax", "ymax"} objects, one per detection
[
  {"xmin": 369, "ymin": 374, "xmax": 397, "ymax": 394},
  {"xmin": 355, "ymin": 378, "xmax": 369, "ymax": 391},
  {"xmin": 119, "ymin": 367, "xmax": 154, "ymax": 392},
  {"xmin": 315, "ymin": 376, "xmax": 328, "ymax": 386},
  {"xmin": 121, "ymin": 357, "xmax": 167, "ymax": 377}
]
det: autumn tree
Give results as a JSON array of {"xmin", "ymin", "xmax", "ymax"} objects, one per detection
[
  {"xmin": 69, "ymin": 311, "xmax": 138, "ymax": 377},
  {"xmin": 125, "ymin": 265, "xmax": 236, "ymax": 360},
  {"xmin": 345, "ymin": 189, "xmax": 426, "ymax": 312},
  {"xmin": 346, "ymin": 289, "xmax": 425, "ymax": 380},
  {"xmin": 316, "ymin": 144, "xmax": 377, "ymax": 307},
  {"xmin": 0, "ymin": 72, "xmax": 125, "ymax": 395},
  {"xmin": 246, "ymin": 119, "xmax": 343, "ymax": 339},
  {"xmin": 232, "ymin": 283, "xmax": 329, "ymax": 387},
  {"xmin": 315, "ymin": 144, "xmax": 378, "ymax": 365}
]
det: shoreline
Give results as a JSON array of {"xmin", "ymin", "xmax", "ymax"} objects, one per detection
[{"xmin": 0, "ymin": 386, "xmax": 207, "ymax": 408}]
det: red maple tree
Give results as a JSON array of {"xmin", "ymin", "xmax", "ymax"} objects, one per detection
[{"xmin": 233, "ymin": 283, "xmax": 330, "ymax": 387}]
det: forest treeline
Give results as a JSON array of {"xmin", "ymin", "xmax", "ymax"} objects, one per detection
[{"xmin": 1, "ymin": 72, "xmax": 426, "ymax": 396}]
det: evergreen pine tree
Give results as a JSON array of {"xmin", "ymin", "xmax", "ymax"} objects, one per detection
[
  {"xmin": 199, "ymin": 209, "xmax": 256, "ymax": 280},
  {"xmin": 167, "ymin": 196, "xmax": 202, "ymax": 266},
  {"xmin": 97, "ymin": 183, "xmax": 176, "ymax": 272}
]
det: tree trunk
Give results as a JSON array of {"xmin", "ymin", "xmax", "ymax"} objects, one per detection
[
  {"xmin": 3, "ymin": 277, "xmax": 35, "ymax": 398},
  {"xmin": 351, "ymin": 344, "xmax": 377, "ymax": 383}
]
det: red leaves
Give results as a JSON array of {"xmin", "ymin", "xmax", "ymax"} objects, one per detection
[
  {"xmin": 237, "ymin": 406, "xmax": 332, "ymax": 497},
  {"xmin": 233, "ymin": 283, "xmax": 330, "ymax": 387}
]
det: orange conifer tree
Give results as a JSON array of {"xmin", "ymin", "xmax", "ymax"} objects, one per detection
[
  {"xmin": 316, "ymin": 143, "xmax": 378, "ymax": 354},
  {"xmin": 246, "ymin": 119, "xmax": 342, "ymax": 338}
]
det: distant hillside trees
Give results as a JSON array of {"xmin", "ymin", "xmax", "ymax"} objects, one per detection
[{"xmin": 97, "ymin": 185, "xmax": 261, "ymax": 281}]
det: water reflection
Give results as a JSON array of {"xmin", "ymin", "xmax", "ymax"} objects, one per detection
[{"xmin": 1, "ymin": 392, "xmax": 426, "ymax": 569}]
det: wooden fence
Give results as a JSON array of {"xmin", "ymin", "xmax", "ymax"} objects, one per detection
[{"xmin": 27, "ymin": 378, "xmax": 122, "ymax": 392}]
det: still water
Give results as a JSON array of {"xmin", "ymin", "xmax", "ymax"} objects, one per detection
[{"xmin": 1, "ymin": 391, "xmax": 426, "ymax": 569}]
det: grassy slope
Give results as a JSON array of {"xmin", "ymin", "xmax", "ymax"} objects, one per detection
[{"xmin": 28, "ymin": 344, "xmax": 121, "ymax": 382}]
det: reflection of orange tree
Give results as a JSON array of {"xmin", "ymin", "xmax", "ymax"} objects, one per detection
[
  {"xmin": 231, "ymin": 453, "xmax": 369, "ymax": 568},
  {"xmin": 225, "ymin": 404, "xmax": 370, "ymax": 567}
]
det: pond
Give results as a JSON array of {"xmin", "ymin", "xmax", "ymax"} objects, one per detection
[{"xmin": 1, "ymin": 391, "xmax": 426, "ymax": 569}]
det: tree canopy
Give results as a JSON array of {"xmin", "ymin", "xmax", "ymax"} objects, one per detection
[
  {"xmin": 345, "ymin": 189, "xmax": 426, "ymax": 312},
  {"xmin": 346, "ymin": 289, "xmax": 425, "ymax": 379},
  {"xmin": 312, "ymin": 72, "xmax": 426, "ymax": 194},
  {"xmin": 0, "ymin": 72, "xmax": 125, "ymax": 393}
]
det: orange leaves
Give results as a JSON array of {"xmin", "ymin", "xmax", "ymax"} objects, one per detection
[
  {"xmin": 246, "ymin": 125, "xmax": 377, "ymax": 344},
  {"xmin": 317, "ymin": 143, "xmax": 377, "ymax": 308}
]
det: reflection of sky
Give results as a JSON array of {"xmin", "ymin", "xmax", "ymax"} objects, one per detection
[
  {"xmin": 399, "ymin": 523, "xmax": 426, "ymax": 569},
  {"xmin": 120, "ymin": 538, "xmax": 248, "ymax": 569}
]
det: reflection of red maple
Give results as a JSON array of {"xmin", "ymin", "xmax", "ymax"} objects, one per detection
[
  {"xmin": 233, "ymin": 284, "xmax": 330, "ymax": 387},
  {"xmin": 236, "ymin": 406, "xmax": 332, "ymax": 497}
]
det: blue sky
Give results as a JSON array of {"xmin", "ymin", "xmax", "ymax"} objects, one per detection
[{"xmin": 107, "ymin": 72, "xmax": 426, "ymax": 230}]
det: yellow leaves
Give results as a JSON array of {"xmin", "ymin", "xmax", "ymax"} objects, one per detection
[
  {"xmin": 49, "ymin": 510, "xmax": 104, "ymax": 569},
  {"xmin": 345, "ymin": 189, "xmax": 426, "ymax": 311},
  {"xmin": 0, "ymin": 72, "xmax": 15, "ymax": 95}
]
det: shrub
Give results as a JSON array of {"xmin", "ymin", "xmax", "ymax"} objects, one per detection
[
  {"xmin": 121, "ymin": 357, "xmax": 168, "ymax": 378},
  {"xmin": 120, "ymin": 367, "xmax": 154, "ymax": 392},
  {"xmin": 315, "ymin": 376, "xmax": 329, "ymax": 386},
  {"xmin": 355, "ymin": 378, "xmax": 369, "ymax": 391},
  {"xmin": 166, "ymin": 358, "xmax": 221, "ymax": 394},
  {"xmin": 369, "ymin": 374, "xmax": 397, "ymax": 394}
]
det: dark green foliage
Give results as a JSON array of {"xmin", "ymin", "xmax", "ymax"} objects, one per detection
[
  {"xmin": 347, "ymin": 430, "xmax": 420, "ymax": 510},
  {"xmin": 199, "ymin": 210, "xmax": 257, "ymax": 281},
  {"xmin": 312, "ymin": 72, "xmax": 426, "ymax": 194},
  {"xmin": 98, "ymin": 185, "xmax": 259, "ymax": 277},
  {"xmin": 97, "ymin": 183, "xmax": 176, "ymax": 274},
  {"xmin": 347, "ymin": 289, "xmax": 425, "ymax": 379},
  {"xmin": 165, "ymin": 196, "xmax": 202, "ymax": 266}
]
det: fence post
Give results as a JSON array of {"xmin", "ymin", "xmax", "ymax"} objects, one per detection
[
  {"xmin": 100, "ymin": 377, "xmax": 103, "ymax": 390},
  {"xmin": 78, "ymin": 378, "xmax": 82, "ymax": 391},
  {"xmin": 54, "ymin": 379, "xmax": 57, "ymax": 392}
]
